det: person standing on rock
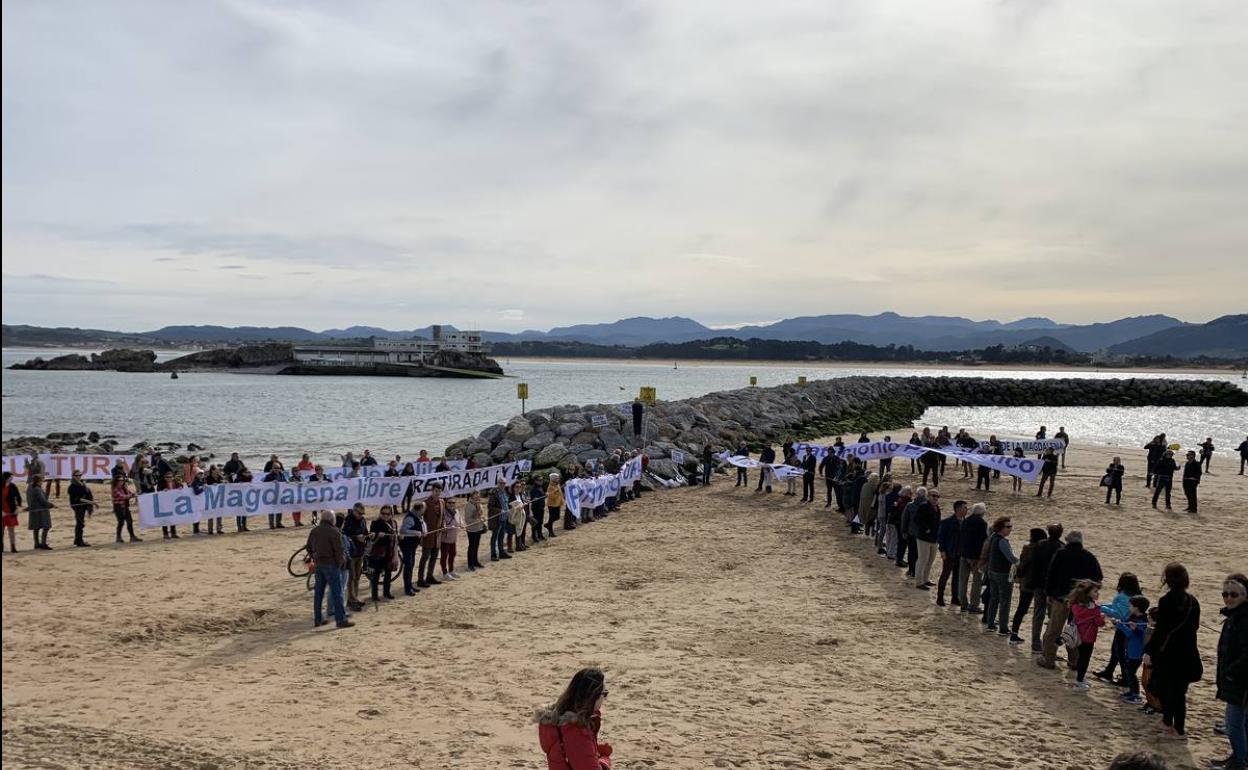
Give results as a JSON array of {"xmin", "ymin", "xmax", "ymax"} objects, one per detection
[
  {"xmin": 1181, "ymin": 450, "xmax": 1202, "ymax": 513},
  {"xmin": 2, "ymin": 472, "xmax": 23, "ymax": 553},
  {"xmin": 631, "ymin": 399, "xmax": 644, "ymax": 443},
  {"xmin": 25, "ymin": 474, "xmax": 54, "ymax": 550},
  {"xmin": 800, "ymin": 447, "xmax": 817, "ymax": 504},
  {"xmin": 67, "ymin": 470, "xmax": 94, "ymax": 547},
  {"xmin": 732, "ymin": 442, "xmax": 749, "ymax": 487},
  {"xmin": 1152, "ymin": 450, "xmax": 1178, "ymax": 511}
]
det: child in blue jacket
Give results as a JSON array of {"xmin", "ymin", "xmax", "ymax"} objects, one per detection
[{"xmin": 1115, "ymin": 595, "xmax": 1151, "ymax": 703}]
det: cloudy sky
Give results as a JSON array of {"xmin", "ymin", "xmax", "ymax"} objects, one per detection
[{"xmin": 3, "ymin": 0, "xmax": 1245, "ymax": 332}]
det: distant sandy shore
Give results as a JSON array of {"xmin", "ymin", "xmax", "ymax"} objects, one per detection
[
  {"xmin": 503, "ymin": 355, "xmax": 1240, "ymax": 375},
  {"xmin": 2, "ymin": 440, "xmax": 1241, "ymax": 768}
]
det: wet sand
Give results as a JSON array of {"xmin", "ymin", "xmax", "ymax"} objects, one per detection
[{"xmin": 2, "ymin": 442, "xmax": 1244, "ymax": 769}]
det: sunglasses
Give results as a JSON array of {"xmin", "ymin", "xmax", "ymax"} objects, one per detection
[{"xmin": 1224, "ymin": 591, "xmax": 1245, "ymax": 599}]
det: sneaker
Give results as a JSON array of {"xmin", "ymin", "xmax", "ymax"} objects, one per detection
[
  {"xmin": 1093, "ymin": 671, "xmax": 1114, "ymax": 683},
  {"xmin": 986, "ymin": 625, "xmax": 998, "ymax": 632},
  {"xmin": 1119, "ymin": 694, "xmax": 1143, "ymax": 704},
  {"xmin": 450, "ymin": 572, "xmax": 459, "ymax": 579},
  {"xmin": 1207, "ymin": 754, "xmax": 1239, "ymax": 770},
  {"xmin": 334, "ymin": 621, "xmax": 356, "ymax": 629},
  {"xmin": 1072, "ymin": 681, "xmax": 1091, "ymax": 692},
  {"xmin": 1008, "ymin": 634, "xmax": 1025, "ymax": 645}
]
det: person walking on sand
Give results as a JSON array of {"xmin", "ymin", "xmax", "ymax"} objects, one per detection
[
  {"xmin": 307, "ymin": 509, "xmax": 353, "ymax": 629},
  {"xmin": 1104, "ymin": 457, "xmax": 1125, "ymax": 505},
  {"xmin": 537, "ymin": 667, "xmax": 614, "ymax": 770},
  {"xmin": 25, "ymin": 474, "xmax": 53, "ymax": 550},
  {"xmin": 1152, "ymin": 450, "xmax": 1178, "ymax": 511},
  {"xmin": 1210, "ymin": 573, "xmax": 1248, "ymax": 770},
  {"xmin": 1145, "ymin": 562, "xmax": 1202, "ymax": 741},
  {"xmin": 800, "ymin": 448, "xmax": 817, "ymax": 504},
  {"xmin": 1035, "ymin": 448, "xmax": 1058, "ymax": 498},
  {"xmin": 2, "ymin": 472, "xmax": 23, "ymax": 553},
  {"xmin": 67, "ymin": 470, "xmax": 94, "ymax": 547},
  {"xmin": 1181, "ymin": 450, "xmax": 1202, "ymax": 513}
]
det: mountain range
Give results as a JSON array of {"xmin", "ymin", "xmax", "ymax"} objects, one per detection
[{"xmin": 4, "ymin": 313, "xmax": 1245, "ymax": 359}]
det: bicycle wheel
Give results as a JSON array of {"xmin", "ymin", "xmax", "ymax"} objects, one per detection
[
  {"xmin": 306, "ymin": 571, "xmax": 315, "ymax": 591},
  {"xmin": 288, "ymin": 546, "xmax": 312, "ymax": 578}
]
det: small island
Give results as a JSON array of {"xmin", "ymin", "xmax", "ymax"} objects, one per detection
[{"xmin": 9, "ymin": 330, "xmax": 505, "ymax": 379}]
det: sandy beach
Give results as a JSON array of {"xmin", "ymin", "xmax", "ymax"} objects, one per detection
[{"xmin": 2, "ymin": 440, "xmax": 1245, "ymax": 769}]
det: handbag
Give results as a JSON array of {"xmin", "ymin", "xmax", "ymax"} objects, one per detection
[
  {"xmin": 1060, "ymin": 617, "xmax": 1080, "ymax": 650},
  {"xmin": 1099, "ymin": 474, "xmax": 1112, "ymax": 487}
]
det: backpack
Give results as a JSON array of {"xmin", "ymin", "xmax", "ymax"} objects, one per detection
[{"xmin": 1060, "ymin": 617, "xmax": 1080, "ymax": 650}]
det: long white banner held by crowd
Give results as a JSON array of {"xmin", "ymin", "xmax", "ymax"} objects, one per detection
[
  {"xmin": 975, "ymin": 439, "xmax": 1066, "ymax": 452},
  {"xmin": 1, "ymin": 453, "xmax": 136, "ymax": 480},
  {"xmin": 138, "ymin": 460, "xmax": 531, "ymax": 529},
  {"xmin": 715, "ymin": 453, "xmax": 806, "ymax": 480},
  {"xmin": 564, "ymin": 457, "xmax": 643, "ymax": 521},
  {"xmin": 735, "ymin": 441, "xmax": 1045, "ymax": 482}
]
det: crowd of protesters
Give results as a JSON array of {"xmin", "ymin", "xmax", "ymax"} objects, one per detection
[{"xmin": 709, "ymin": 428, "xmax": 1247, "ymax": 768}]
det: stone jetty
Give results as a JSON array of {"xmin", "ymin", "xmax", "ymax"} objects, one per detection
[{"xmin": 443, "ymin": 376, "xmax": 1248, "ymax": 480}]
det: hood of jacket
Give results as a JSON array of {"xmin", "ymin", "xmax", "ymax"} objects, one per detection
[{"xmin": 534, "ymin": 706, "xmax": 591, "ymax": 727}]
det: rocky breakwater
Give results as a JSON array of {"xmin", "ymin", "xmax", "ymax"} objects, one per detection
[
  {"xmin": 2, "ymin": 432, "xmax": 213, "ymax": 467},
  {"xmin": 9, "ymin": 348, "xmax": 159, "ymax": 372},
  {"xmin": 443, "ymin": 376, "xmax": 1247, "ymax": 483}
]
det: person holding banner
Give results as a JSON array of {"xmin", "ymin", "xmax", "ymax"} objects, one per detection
[
  {"xmin": 732, "ymin": 443, "xmax": 749, "ymax": 487},
  {"xmin": 1035, "ymin": 449, "xmax": 1059, "ymax": 498},
  {"xmin": 756, "ymin": 445, "xmax": 775, "ymax": 493},
  {"xmin": 489, "ymin": 479, "xmax": 514, "ymax": 558},
  {"xmin": 463, "ymin": 492, "xmax": 487, "ymax": 571},
  {"xmin": 3, "ymin": 472, "xmax": 22, "ymax": 553},
  {"xmin": 110, "ymin": 475, "xmax": 140, "ymax": 543},
  {"xmin": 67, "ymin": 471, "xmax": 94, "ymax": 548},
  {"xmin": 818, "ymin": 449, "xmax": 842, "ymax": 511},
  {"xmin": 306, "ymin": 510, "xmax": 352, "ymax": 629},
  {"xmin": 1055, "ymin": 427, "xmax": 1070, "ymax": 469},
  {"xmin": 509, "ymin": 481, "xmax": 530, "ymax": 551},
  {"xmin": 342, "ymin": 504, "xmax": 369, "ymax": 610},
  {"xmin": 368, "ymin": 506, "xmax": 398, "ymax": 601},
  {"xmin": 800, "ymin": 448, "xmax": 817, "ymax": 503},
  {"xmin": 420, "ymin": 485, "xmax": 446, "ymax": 586},
  {"xmin": 399, "ymin": 502, "xmax": 426, "ymax": 593},
  {"xmin": 26, "ymin": 475, "xmax": 54, "ymax": 550}
]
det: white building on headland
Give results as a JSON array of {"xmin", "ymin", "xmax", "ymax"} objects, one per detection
[{"xmin": 292, "ymin": 326, "xmax": 484, "ymax": 367}]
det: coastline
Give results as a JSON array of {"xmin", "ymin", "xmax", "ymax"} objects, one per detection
[{"xmin": 499, "ymin": 355, "xmax": 1242, "ymax": 375}]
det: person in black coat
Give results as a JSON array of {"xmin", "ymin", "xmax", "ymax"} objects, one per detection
[
  {"xmin": 631, "ymin": 400, "xmax": 644, "ymax": 438},
  {"xmin": 1145, "ymin": 563, "xmax": 1203, "ymax": 739},
  {"xmin": 1239, "ymin": 435, "xmax": 1248, "ymax": 476},
  {"xmin": 1104, "ymin": 457, "xmax": 1126, "ymax": 505},
  {"xmin": 756, "ymin": 445, "xmax": 776, "ymax": 493},
  {"xmin": 701, "ymin": 446, "xmax": 713, "ymax": 487},
  {"xmin": 1038, "ymin": 531, "xmax": 1103, "ymax": 669},
  {"xmin": 1152, "ymin": 450, "xmax": 1178, "ymax": 510},
  {"xmin": 67, "ymin": 471, "xmax": 94, "ymax": 548},
  {"xmin": 800, "ymin": 449, "xmax": 817, "ymax": 503},
  {"xmin": 818, "ymin": 451, "xmax": 843, "ymax": 511},
  {"xmin": 1145, "ymin": 436, "xmax": 1166, "ymax": 488},
  {"xmin": 733, "ymin": 442, "xmax": 750, "ymax": 487},
  {"xmin": 956, "ymin": 504, "xmax": 989, "ymax": 612},
  {"xmin": 1181, "ymin": 450, "xmax": 1202, "ymax": 513},
  {"xmin": 1214, "ymin": 573, "xmax": 1248, "ymax": 770},
  {"xmin": 1021, "ymin": 524, "xmax": 1064, "ymax": 652}
]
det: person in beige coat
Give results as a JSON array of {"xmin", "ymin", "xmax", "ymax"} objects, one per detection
[{"xmin": 418, "ymin": 484, "xmax": 445, "ymax": 587}]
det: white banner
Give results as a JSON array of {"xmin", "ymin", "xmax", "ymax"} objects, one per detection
[
  {"xmin": 721, "ymin": 441, "xmax": 1044, "ymax": 482},
  {"xmin": 563, "ymin": 457, "xmax": 642, "ymax": 521},
  {"xmin": 715, "ymin": 452, "xmax": 805, "ymax": 480},
  {"xmin": 137, "ymin": 459, "xmax": 531, "ymax": 529},
  {"xmin": 2, "ymin": 453, "xmax": 137, "ymax": 480},
  {"xmin": 975, "ymin": 439, "xmax": 1066, "ymax": 452},
  {"xmin": 670, "ymin": 450, "xmax": 686, "ymax": 465},
  {"xmin": 322, "ymin": 459, "xmax": 467, "ymax": 481}
]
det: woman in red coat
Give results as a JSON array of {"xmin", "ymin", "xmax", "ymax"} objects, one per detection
[{"xmin": 537, "ymin": 667, "xmax": 613, "ymax": 770}]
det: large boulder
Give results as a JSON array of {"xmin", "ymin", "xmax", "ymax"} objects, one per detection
[
  {"xmin": 555, "ymin": 422, "xmax": 583, "ymax": 437},
  {"xmin": 490, "ymin": 439, "xmax": 521, "ymax": 462},
  {"xmin": 575, "ymin": 449, "xmax": 608, "ymax": 464},
  {"xmin": 523, "ymin": 431, "xmax": 554, "ymax": 450},
  {"xmin": 533, "ymin": 442, "xmax": 569, "ymax": 467},
  {"xmin": 479, "ymin": 424, "xmax": 506, "ymax": 444},
  {"xmin": 647, "ymin": 458, "xmax": 681, "ymax": 480},
  {"xmin": 504, "ymin": 418, "xmax": 536, "ymax": 443}
]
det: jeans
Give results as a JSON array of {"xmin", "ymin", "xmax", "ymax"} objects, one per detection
[
  {"xmin": 368, "ymin": 557, "xmax": 392, "ymax": 599},
  {"xmin": 957, "ymin": 557, "xmax": 983, "ymax": 608},
  {"xmin": 1035, "ymin": 472, "xmax": 1055, "ymax": 497},
  {"xmin": 801, "ymin": 475, "xmax": 814, "ymax": 502},
  {"xmin": 1011, "ymin": 584, "xmax": 1033, "ymax": 633},
  {"xmin": 976, "ymin": 469, "xmax": 991, "ymax": 491},
  {"xmin": 985, "ymin": 571, "xmax": 1012, "ymax": 630},
  {"xmin": 314, "ymin": 564, "xmax": 346, "ymax": 625},
  {"xmin": 400, "ymin": 542, "xmax": 419, "ymax": 591},
  {"xmin": 937, "ymin": 552, "xmax": 959, "ymax": 602},
  {"xmin": 1101, "ymin": 627, "xmax": 1125, "ymax": 677},
  {"xmin": 736, "ymin": 467, "xmax": 748, "ymax": 486},
  {"xmin": 72, "ymin": 505, "xmax": 89, "ymax": 544},
  {"xmin": 490, "ymin": 525, "xmax": 507, "ymax": 558},
  {"xmin": 348, "ymin": 556, "xmax": 363, "ymax": 605},
  {"xmin": 905, "ymin": 537, "xmax": 918, "ymax": 577},
  {"xmin": 1226, "ymin": 701, "xmax": 1247, "ymax": 765},
  {"xmin": 467, "ymin": 530, "xmax": 484, "ymax": 566},
  {"xmin": 113, "ymin": 503, "xmax": 137, "ymax": 540},
  {"xmin": 1121, "ymin": 658, "xmax": 1142, "ymax": 696},
  {"xmin": 1029, "ymin": 591, "xmax": 1047, "ymax": 650},
  {"xmin": 1152, "ymin": 477, "xmax": 1173, "ymax": 508},
  {"xmin": 418, "ymin": 545, "xmax": 439, "ymax": 582},
  {"xmin": 703, "ymin": 463, "xmax": 712, "ymax": 485}
]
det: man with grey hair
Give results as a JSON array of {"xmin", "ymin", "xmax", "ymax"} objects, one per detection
[
  {"xmin": 307, "ymin": 508, "xmax": 353, "ymax": 629},
  {"xmin": 1038, "ymin": 529, "xmax": 1103, "ymax": 669},
  {"xmin": 957, "ymin": 502, "xmax": 989, "ymax": 612}
]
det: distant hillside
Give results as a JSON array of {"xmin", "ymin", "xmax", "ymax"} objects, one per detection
[
  {"xmin": 143, "ymin": 325, "xmax": 324, "ymax": 342},
  {"xmin": 1106, "ymin": 315, "xmax": 1248, "ymax": 358},
  {"xmin": 1, "ymin": 324, "xmax": 153, "ymax": 347},
  {"xmin": 543, "ymin": 316, "xmax": 714, "ymax": 346}
]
